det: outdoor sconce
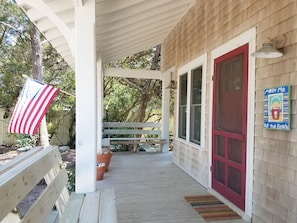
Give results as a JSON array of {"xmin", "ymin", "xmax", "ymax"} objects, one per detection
[
  {"xmin": 251, "ymin": 35, "xmax": 286, "ymax": 58},
  {"xmin": 165, "ymin": 72, "xmax": 177, "ymax": 90}
]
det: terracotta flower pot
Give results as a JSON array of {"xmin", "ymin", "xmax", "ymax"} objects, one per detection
[
  {"xmin": 96, "ymin": 153, "xmax": 112, "ymax": 172},
  {"xmin": 96, "ymin": 163, "xmax": 106, "ymax": 181}
]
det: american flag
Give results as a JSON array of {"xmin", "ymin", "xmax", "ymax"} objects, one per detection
[{"xmin": 8, "ymin": 78, "xmax": 59, "ymax": 134}]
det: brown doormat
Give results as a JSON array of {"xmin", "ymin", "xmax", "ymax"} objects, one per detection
[{"xmin": 184, "ymin": 195, "xmax": 241, "ymax": 221}]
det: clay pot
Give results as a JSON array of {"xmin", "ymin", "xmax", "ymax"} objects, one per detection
[
  {"xmin": 96, "ymin": 163, "xmax": 106, "ymax": 181},
  {"xmin": 96, "ymin": 153, "xmax": 112, "ymax": 172}
]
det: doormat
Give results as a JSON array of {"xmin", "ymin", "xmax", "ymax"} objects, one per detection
[{"xmin": 184, "ymin": 195, "xmax": 241, "ymax": 221}]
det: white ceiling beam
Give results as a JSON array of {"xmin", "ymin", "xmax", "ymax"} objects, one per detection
[
  {"xmin": 96, "ymin": 0, "xmax": 143, "ymax": 15},
  {"xmin": 96, "ymin": 0, "xmax": 192, "ymax": 25},
  {"xmin": 73, "ymin": 0, "xmax": 83, "ymax": 7},
  {"xmin": 98, "ymin": 24, "xmax": 169, "ymax": 51},
  {"xmin": 96, "ymin": 6, "xmax": 188, "ymax": 37},
  {"xmin": 16, "ymin": 0, "xmax": 196, "ymax": 68},
  {"xmin": 15, "ymin": 0, "xmax": 73, "ymax": 48},
  {"xmin": 55, "ymin": 44, "xmax": 71, "ymax": 53},
  {"xmin": 57, "ymin": 51, "xmax": 72, "ymax": 61},
  {"xmin": 44, "ymin": 28, "xmax": 62, "ymax": 40},
  {"xmin": 36, "ymin": 12, "xmax": 74, "ymax": 34},
  {"xmin": 104, "ymin": 68, "xmax": 162, "ymax": 80},
  {"xmin": 49, "ymin": 37, "xmax": 69, "ymax": 49},
  {"xmin": 102, "ymin": 37, "xmax": 160, "ymax": 57},
  {"xmin": 96, "ymin": 0, "xmax": 187, "ymax": 21},
  {"xmin": 97, "ymin": 15, "xmax": 179, "ymax": 43},
  {"xmin": 24, "ymin": 1, "xmax": 73, "ymax": 21},
  {"xmin": 101, "ymin": 36, "xmax": 163, "ymax": 63},
  {"xmin": 60, "ymin": 54, "xmax": 75, "ymax": 69}
]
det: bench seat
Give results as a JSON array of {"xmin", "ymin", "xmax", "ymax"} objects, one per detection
[
  {"xmin": 103, "ymin": 122, "xmax": 168, "ymax": 152},
  {"xmin": 0, "ymin": 146, "xmax": 117, "ymax": 223},
  {"xmin": 61, "ymin": 189, "xmax": 117, "ymax": 223}
]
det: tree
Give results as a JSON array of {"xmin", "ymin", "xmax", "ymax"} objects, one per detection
[
  {"xmin": 0, "ymin": 0, "xmax": 76, "ymax": 147},
  {"xmin": 29, "ymin": 24, "xmax": 50, "ymax": 146},
  {"xmin": 105, "ymin": 45, "xmax": 162, "ymax": 124},
  {"xmin": 0, "ymin": 0, "xmax": 32, "ymax": 117}
]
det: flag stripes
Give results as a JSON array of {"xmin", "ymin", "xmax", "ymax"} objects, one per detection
[{"xmin": 8, "ymin": 79, "xmax": 59, "ymax": 134}]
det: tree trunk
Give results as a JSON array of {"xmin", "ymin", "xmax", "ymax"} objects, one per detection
[
  {"xmin": 136, "ymin": 45, "xmax": 161, "ymax": 123},
  {"xmin": 136, "ymin": 83, "xmax": 150, "ymax": 122},
  {"xmin": 132, "ymin": 45, "xmax": 161, "ymax": 152},
  {"xmin": 29, "ymin": 24, "xmax": 49, "ymax": 146}
]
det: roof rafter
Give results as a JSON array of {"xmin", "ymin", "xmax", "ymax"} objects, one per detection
[
  {"xmin": 15, "ymin": 0, "xmax": 196, "ymax": 66},
  {"xmin": 15, "ymin": 0, "xmax": 73, "ymax": 48}
]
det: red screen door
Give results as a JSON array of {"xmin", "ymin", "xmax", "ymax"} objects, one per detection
[{"xmin": 212, "ymin": 44, "xmax": 248, "ymax": 210}]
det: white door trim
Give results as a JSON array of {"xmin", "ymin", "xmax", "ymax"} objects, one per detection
[{"xmin": 208, "ymin": 28, "xmax": 256, "ymax": 221}]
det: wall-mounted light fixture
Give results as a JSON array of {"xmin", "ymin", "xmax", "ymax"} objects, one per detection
[
  {"xmin": 251, "ymin": 34, "xmax": 286, "ymax": 58},
  {"xmin": 165, "ymin": 72, "xmax": 177, "ymax": 90}
]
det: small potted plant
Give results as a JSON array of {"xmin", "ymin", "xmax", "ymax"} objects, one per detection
[
  {"xmin": 96, "ymin": 162, "xmax": 106, "ymax": 181},
  {"xmin": 97, "ymin": 146, "xmax": 112, "ymax": 172}
]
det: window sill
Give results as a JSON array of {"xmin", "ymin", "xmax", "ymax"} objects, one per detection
[{"xmin": 175, "ymin": 137, "xmax": 206, "ymax": 152}]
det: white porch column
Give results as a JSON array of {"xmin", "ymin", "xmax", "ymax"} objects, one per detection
[
  {"xmin": 161, "ymin": 72, "xmax": 171, "ymax": 152},
  {"xmin": 97, "ymin": 59, "xmax": 103, "ymax": 151},
  {"xmin": 75, "ymin": 0, "xmax": 97, "ymax": 193}
]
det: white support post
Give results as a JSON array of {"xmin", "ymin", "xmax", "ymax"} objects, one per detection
[
  {"xmin": 97, "ymin": 59, "xmax": 103, "ymax": 152},
  {"xmin": 75, "ymin": 0, "xmax": 97, "ymax": 193},
  {"xmin": 161, "ymin": 72, "xmax": 171, "ymax": 153}
]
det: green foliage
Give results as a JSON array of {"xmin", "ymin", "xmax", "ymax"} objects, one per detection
[
  {"xmin": 42, "ymin": 43, "xmax": 76, "ymax": 144},
  {"xmin": 104, "ymin": 77, "xmax": 138, "ymax": 122},
  {"xmin": 66, "ymin": 167, "xmax": 75, "ymax": 192},
  {"xmin": 0, "ymin": 1, "xmax": 76, "ymax": 146},
  {"xmin": 1, "ymin": 1, "xmax": 170, "ymax": 148},
  {"xmin": 15, "ymin": 134, "xmax": 38, "ymax": 148},
  {"xmin": 104, "ymin": 46, "xmax": 162, "ymax": 123},
  {"xmin": 0, "ymin": 0, "xmax": 33, "ymax": 116}
]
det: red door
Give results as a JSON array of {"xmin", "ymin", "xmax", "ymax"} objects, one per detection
[{"xmin": 212, "ymin": 44, "xmax": 248, "ymax": 210}]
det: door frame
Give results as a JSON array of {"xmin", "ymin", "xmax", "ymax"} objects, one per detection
[
  {"xmin": 212, "ymin": 43, "xmax": 248, "ymax": 210},
  {"xmin": 208, "ymin": 28, "xmax": 256, "ymax": 221}
]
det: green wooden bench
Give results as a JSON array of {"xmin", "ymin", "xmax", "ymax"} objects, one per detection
[
  {"xmin": 0, "ymin": 146, "xmax": 117, "ymax": 223},
  {"xmin": 103, "ymin": 122, "xmax": 167, "ymax": 152}
]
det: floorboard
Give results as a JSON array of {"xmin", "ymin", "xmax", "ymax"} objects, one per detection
[{"xmin": 96, "ymin": 151, "xmax": 247, "ymax": 223}]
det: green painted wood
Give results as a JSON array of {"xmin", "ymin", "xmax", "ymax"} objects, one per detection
[
  {"xmin": 79, "ymin": 192, "xmax": 100, "ymax": 222},
  {"xmin": 103, "ymin": 122, "xmax": 161, "ymax": 128},
  {"xmin": 99, "ymin": 189, "xmax": 117, "ymax": 223},
  {"xmin": 22, "ymin": 169, "xmax": 68, "ymax": 223},
  {"xmin": 103, "ymin": 129, "xmax": 161, "ymax": 135},
  {"xmin": 60, "ymin": 193, "xmax": 85, "ymax": 223},
  {"xmin": 0, "ymin": 146, "xmax": 62, "ymax": 221}
]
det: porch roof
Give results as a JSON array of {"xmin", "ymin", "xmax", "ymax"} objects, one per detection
[{"xmin": 15, "ymin": 0, "xmax": 195, "ymax": 68}]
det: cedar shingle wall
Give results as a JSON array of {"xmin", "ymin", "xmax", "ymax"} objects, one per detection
[{"xmin": 162, "ymin": 0, "xmax": 297, "ymax": 222}]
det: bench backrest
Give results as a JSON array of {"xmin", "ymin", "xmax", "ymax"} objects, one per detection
[
  {"xmin": 103, "ymin": 122, "xmax": 162, "ymax": 138},
  {"xmin": 0, "ymin": 146, "xmax": 69, "ymax": 223}
]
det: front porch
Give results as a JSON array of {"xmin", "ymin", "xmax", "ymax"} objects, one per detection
[{"xmin": 97, "ymin": 151, "xmax": 247, "ymax": 223}]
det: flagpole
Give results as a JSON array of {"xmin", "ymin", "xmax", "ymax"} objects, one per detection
[{"xmin": 22, "ymin": 74, "xmax": 75, "ymax": 98}]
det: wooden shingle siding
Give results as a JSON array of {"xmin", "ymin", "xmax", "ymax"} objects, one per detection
[{"xmin": 162, "ymin": 0, "xmax": 297, "ymax": 222}]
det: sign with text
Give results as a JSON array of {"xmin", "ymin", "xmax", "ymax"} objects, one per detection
[{"xmin": 264, "ymin": 85, "xmax": 291, "ymax": 131}]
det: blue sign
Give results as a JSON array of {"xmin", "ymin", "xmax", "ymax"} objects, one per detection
[{"xmin": 264, "ymin": 85, "xmax": 291, "ymax": 131}]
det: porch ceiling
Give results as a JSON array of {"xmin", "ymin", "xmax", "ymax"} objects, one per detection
[{"xmin": 15, "ymin": 0, "xmax": 196, "ymax": 69}]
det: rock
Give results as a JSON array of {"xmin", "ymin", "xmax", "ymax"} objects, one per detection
[{"xmin": 59, "ymin": 146, "xmax": 70, "ymax": 153}]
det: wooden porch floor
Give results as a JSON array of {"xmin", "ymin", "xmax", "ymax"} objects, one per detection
[{"xmin": 96, "ymin": 151, "xmax": 247, "ymax": 223}]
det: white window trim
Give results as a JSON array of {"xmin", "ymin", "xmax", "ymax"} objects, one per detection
[{"xmin": 176, "ymin": 53, "xmax": 207, "ymax": 150}]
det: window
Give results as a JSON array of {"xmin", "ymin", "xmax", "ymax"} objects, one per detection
[
  {"xmin": 178, "ymin": 73, "xmax": 187, "ymax": 139},
  {"xmin": 177, "ymin": 55, "xmax": 206, "ymax": 148},
  {"xmin": 190, "ymin": 67, "xmax": 202, "ymax": 144}
]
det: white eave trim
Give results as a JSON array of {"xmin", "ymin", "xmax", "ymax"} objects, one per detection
[{"xmin": 104, "ymin": 68, "xmax": 162, "ymax": 80}]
